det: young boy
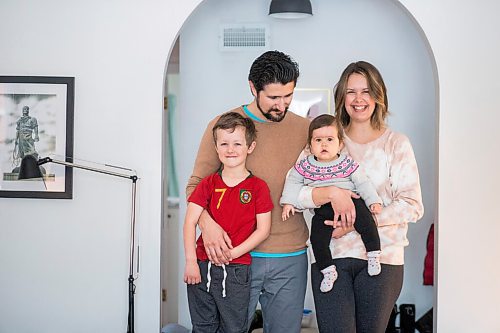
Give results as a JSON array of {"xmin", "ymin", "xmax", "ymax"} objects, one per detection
[{"xmin": 183, "ymin": 111, "xmax": 273, "ymax": 333}]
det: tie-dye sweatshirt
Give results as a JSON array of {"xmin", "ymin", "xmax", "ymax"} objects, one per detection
[{"xmin": 298, "ymin": 128, "xmax": 424, "ymax": 265}]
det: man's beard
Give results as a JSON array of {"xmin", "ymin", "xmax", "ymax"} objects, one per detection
[{"xmin": 256, "ymin": 99, "xmax": 288, "ymax": 122}]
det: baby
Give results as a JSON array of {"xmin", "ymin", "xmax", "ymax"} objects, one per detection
[{"xmin": 280, "ymin": 114, "xmax": 382, "ymax": 292}]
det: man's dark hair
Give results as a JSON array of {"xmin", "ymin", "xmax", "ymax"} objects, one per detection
[
  {"xmin": 212, "ymin": 111, "xmax": 257, "ymax": 147},
  {"xmin": 248, "ymin": 50, "xmax": 300, "ymax": 93}
]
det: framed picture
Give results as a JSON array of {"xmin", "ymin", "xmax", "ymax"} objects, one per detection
[
  {"xmin": 289, "ymin": 88, "xmax": 332, "ymax": 120},
  {"xmin": 0, "ymin": 76, "xmax": 74, "ymax": 199}
]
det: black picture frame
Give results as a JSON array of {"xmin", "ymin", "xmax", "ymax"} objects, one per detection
[{"xmin": 0, "ymin": 76, "xmax": 74, "ymax": 199}]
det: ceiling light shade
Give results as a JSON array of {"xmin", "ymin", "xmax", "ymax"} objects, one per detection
[{"xmin": 269, "ymin": 0, "xmax": 313, "ymax": 19}]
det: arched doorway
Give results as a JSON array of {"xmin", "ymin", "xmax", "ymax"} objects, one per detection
[{"xmin": 162, "ymin": 0, "xmax": 438, "ymax": 330}]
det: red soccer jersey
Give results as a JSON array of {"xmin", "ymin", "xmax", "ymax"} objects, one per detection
[{"xmin": 188, "ymin": 172, "xmax": 273, "ymax": 265}]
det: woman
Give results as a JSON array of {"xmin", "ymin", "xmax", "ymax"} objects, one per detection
[{"xmin": 300, "ymin": 61, "xmax": 424, "ymax": 332}]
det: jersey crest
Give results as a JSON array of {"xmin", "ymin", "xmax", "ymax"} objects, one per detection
[{"xmin": 239, "ymin": 189, "xmax": 252, "ymax": 204}]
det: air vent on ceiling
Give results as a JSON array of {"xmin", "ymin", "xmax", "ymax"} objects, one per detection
[{"xmin": 219, "ymin": 24, "xmax": 270, "ymax": 51}]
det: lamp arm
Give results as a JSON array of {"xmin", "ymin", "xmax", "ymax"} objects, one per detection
[
  {"xmin": 38, "ymin": 156, "xmax": 139, "ymax": 333},
  {"xmin": 39, "ymin": 157, "xmax": 137, "ymax": 180}
]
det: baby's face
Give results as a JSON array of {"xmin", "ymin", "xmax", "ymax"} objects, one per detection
[{"xmin": 310, "ymin": 125, "xmax": 341, "ymax": 163}]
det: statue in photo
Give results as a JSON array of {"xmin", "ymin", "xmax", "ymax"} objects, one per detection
[{"xmin": 14, "ymin": 105, "xmax": 40, "ymax": 161}]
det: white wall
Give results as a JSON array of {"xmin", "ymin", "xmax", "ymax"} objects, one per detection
[
  {"xmin": 402, "ymin": 0, "xmax": 500, "ymax": 331},
  {"xmin": 174, "ymin": 0, "xmax": 436, "ymax": 328},
  {"xmin": 0, "ymin": 0, "xmax": 196, "ymax": 332},
  {"xmin": 1, "ymin": 0, "xmax": 500, "ymax": 332}
]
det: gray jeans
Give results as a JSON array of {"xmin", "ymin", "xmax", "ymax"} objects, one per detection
[
  {"xmin": 187, "ymin": 261, "xmax": 250, "ymax": 333},
  {"xmin": 247, "ymin": 253, "xmax": 308, "ymax": 333}
]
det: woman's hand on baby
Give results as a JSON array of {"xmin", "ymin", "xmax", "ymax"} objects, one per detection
[
  {"xmin": 282, "ymin": 204, "xmax": 295, "ymax": 221},
  {"xmin": 325, "ymin": 220, "xmax": 355, "ymax": 239},
  {"xmin": 331, "ymin": 225, "xmax": 354, "ymax": 239},
  {"xmin": 329, "ymin": 188, "xmax": 359, "ymax": 229}
]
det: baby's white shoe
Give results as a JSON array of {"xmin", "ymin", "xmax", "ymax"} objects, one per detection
[
  {"xmin": 320, "ymin": 265, "xmax": 338, "ymax": 292},
  {"xmin": 367, "ymin": 250, "xmax": 382, "ymax": 276}
]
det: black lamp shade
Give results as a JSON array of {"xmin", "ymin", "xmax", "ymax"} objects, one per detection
[
  {"xmin": 269, "ymin": 0, "xmax": 313, "ymax": 19},
  {"xmin": 18, "ymin": 155, "xmax": 43, "ymax": 180}
]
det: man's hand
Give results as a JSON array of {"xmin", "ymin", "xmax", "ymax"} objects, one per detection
[{"xmin": 198, "ymin": 210, "xmax": 233, "ymax": 265}]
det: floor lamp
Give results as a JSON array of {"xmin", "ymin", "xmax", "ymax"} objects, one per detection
[{"xmin": 18, "ymin": 154, "xmax": 139, "ymax": 333}]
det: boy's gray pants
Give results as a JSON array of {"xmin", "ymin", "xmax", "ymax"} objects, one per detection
[{"xmin": 187, "ymin": 260, "xmax": 250, "ymax": 333}]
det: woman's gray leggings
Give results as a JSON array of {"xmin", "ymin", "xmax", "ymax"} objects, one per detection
[{"xmin": 311, "ymin": 258, "xmax": 404, "ymax": 333}]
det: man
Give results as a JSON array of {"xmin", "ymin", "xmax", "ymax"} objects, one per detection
[
  {"xmin": 15, "ymin": 106, "xmax": 40, "ymax": 160},
  {"xmin": 186, "ymin": 51, "xmax": 310, "ymax": 333}
]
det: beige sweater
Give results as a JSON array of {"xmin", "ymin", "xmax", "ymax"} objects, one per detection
[{"xmin": 186, "ymin": 106, "xmax": 310, "ymax": 253}]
